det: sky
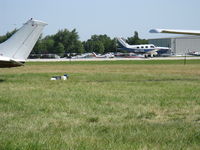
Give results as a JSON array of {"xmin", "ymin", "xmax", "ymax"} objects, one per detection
[{"xmin": 0, "ymin": 0, "xmax": 200, "ymax": 41}]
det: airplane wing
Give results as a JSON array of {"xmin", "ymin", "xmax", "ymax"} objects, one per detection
[{"xmin": 149, "ymin": 29, "xmax": 200, "ymax": 36}]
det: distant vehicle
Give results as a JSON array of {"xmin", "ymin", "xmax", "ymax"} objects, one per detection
[
  {"xmin": 116, "ymin": 37, "xmax": 170, "ymax": 58},
  {"xmin": 92, "ymin": 52, "xmax": 115, "ymax": 58},
  {"xmin": 149, "ymin": 29, "xmax": 200, "ymax": 36},
  {"xmin": 0, "ymin": 18, "xmax": 47, "ymax": 68}
]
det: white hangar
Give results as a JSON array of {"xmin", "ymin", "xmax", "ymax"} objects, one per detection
[{"xmin": 149, "ymin": 36, "xmax": 200, "ymax": 55}]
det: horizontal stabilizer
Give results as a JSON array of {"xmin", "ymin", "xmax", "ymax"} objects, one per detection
[{"xmin": 0, "ymin": 59, "xmax": 24, "ymax": 68}]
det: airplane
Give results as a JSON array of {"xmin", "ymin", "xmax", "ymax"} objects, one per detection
[
  {"xmin": 116, "ymin": 37, "xmax": 170, "ymax": 57},
  {"xmin": 187, "ymin": 51, "xmax": 200, "ymax": 56},
  {"xmin": 149, "ymin": 29, "xmax": 200, "ymax": 36},
  {"xmin": 0, "ymin": 18, "xmax": 47, "ymax": 68},
  {"xmin": 71, "ymin": 53, "xmax": 95, "ymax": 59},
  {"xmin": 92, "ymin": 52, "xmax": 115, "ymax": 58}
]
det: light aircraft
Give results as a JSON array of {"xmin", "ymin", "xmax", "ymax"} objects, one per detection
[
  {"xmin": 0, "ymin": 18, "xmax": 47, "ymax": 68},
  {"xmin": 116, "ymin": 37, "xmax": 170, "ymax": 57},
  {"xmin": 188, "ymin": 51, "xmax": 200, "ymax": 56},
  {"xmin": 149, "ymin": 29, "xmax": 200, "ymax": 36},
  {"xmin": 92, "ymin": 52, "xmax": 114, "ymax": 58},
  {"xmin": 71, "ymin": 53, "xmax": 95, "ymax": 59}
]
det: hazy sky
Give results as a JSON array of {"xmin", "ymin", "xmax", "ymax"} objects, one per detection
[{"xmin": 0, "ymin": 0, "xmax": 200, "ymax": 41}]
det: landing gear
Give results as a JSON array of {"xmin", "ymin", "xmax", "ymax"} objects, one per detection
[{"xmin": 144, "ymin": 54, "xmax": 154, "ymax": 58}]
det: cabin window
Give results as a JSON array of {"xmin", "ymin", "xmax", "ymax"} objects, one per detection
[
  {"xmin": 150, "ymin": 46, "xmax": 155, "ymax": 48},
  {"xmin": 145, "ymin": 46, "xmax": 148, "ymax": 48},
  {"xmin": 141, "ymin": 46, "xmax": 144, "ymax": 49},
  {"xmin": 137, "ymin": 47, "xmax": 140, "ymax": 49}
]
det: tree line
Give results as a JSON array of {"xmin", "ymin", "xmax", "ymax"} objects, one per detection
[{"xmin": 0, "ymin": 28, "xmax": 148, "ymax": 56}]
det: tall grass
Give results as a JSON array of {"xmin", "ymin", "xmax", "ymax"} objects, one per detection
[{"xmin": 0, "ymin": 60, "xmax": 200, "ymax": 150}]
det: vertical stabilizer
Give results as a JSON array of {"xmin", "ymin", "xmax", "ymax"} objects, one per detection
[
  {"xmin": 0, "ymin": 18, "xmax": 47, "ymax": 60},
  {"xmin": 116, "ymin": 37, "xmax": 129, "ymax": 48}
]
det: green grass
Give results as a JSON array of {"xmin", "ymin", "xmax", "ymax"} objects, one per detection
[{"xmin": 0, "ymin": 60, "xmax": 200, "ymax": 150}]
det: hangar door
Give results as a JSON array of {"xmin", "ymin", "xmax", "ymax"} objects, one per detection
[{"xmin": 175, "ymin": 38, "xmax": 200, "ymax": 55}]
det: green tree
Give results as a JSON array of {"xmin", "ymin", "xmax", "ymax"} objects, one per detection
[
  {"xmin": 53, "ymin": 29, "xmax": 70, "ymax": 52},
  {"xmin": 72, "ymin": 40, "xmax": 84, "ymax": 54},
  {"xmin": 44, "ymin": 37, "xmax": 55, "ymax": 53},
  {"xmin": 32, "ymin": 35, "xmax": 55, "ymax": 54},
  {"xmin": 91, "ymin": 34, "xmax": 116, "ymax": 53},
  {"xmin": 127, "ymin": 31, "xmax": 148, "ymax": 45},
  {"xmin": 83, "ymin": 40, "xmax": 93, "ymax": 53},
  {"xmin": 54, "ymin": 42, "xmax": 65, "ymax": 56},
  {"xmin": 93, "ymin": 41, "xmax": 105, "ymax": 54},
  {"xmin": 84, "ymin": 34, "xmax": 116, "ymax": 54},
  {"xmin": 0, "ymin": 29, "xmax": 17, "ymax": 43},
  {"xmin": 53, "ymin": 29, "xmax": 83, "ymax": 54},
  {"xmin": 32, "ymin": 35, "xmax": 43, "ymax": 54}
]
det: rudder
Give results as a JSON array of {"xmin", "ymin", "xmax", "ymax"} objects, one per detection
[{"xmin": 0, "ymin": 18, "xmax": 47, "ymax": 60}]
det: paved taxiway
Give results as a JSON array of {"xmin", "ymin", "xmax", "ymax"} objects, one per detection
[{"xmin": 27, "ymin": 57, "xmax": 200, "ymax": 62}]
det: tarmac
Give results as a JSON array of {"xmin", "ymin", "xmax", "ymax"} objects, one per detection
[{"xmin": 27, "ymin": 56, "xmax": 200, "ymax": 62}]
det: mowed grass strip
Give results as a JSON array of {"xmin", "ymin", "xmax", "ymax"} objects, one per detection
[{"xmin": 0, "ymin": 60, "xmax": 200, "ymax": 150}]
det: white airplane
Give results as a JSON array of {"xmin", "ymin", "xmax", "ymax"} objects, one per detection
[
  {"xmin": 71, "ymin": 53, "xmax": 95, "ymax": 59},
  {"xmin": 116, "ymin": 37, "xmax": 170, "ymax": 57},
  {"xmin": 149, "ymin": 29, "xmax": 200, "ymax": 36},
  {"xmin": 188, "ymin": 51, "xmax": 200, "ymax": 56},
  {"xmin": 0, "ymin": 18, "xmax": 47, "ymax": 68},
  {"xmin": 92, "ymin": 52, "xmax": 115, "ymax": 58}
]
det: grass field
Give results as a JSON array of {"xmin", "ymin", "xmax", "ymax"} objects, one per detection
[{"xmin": 0, "ymin": 60, "xmax": 200, "ymax": 150}]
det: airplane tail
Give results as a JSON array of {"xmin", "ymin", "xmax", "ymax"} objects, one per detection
[
  {"xmin": 116, "ymin": 37, "xmax": 130, "ymax": 48},
  {"xmin": 0, "ymin": 18, "xmax": 47, "ymax": 60},
  {"xmin": 92, "ymin": 52, "xmax": 97, "ymax": 57}
]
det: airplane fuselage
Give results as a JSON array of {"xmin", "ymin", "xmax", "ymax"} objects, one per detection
[
  {"xmin": 116, "ymin": 37, "xmax": 170, "ymax": 56},
  {"xmin": 117, "ymin": 43, "xmax": 169, "ymax": 54},
  {"xmin": 118, "ymin": 45, "xmax": 156, "ymax": 54}
]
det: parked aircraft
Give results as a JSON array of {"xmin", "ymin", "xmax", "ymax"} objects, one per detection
[
  {"xmin": 149, "ymin": 29, "xmax": 200, "ymax": 36},
  {"xmin": 92, "ymin": 52, "xmax": 114, "ymax": 58},
  {"xmin": 71, "ymin": 53, "xmax": 95, "ymax": 59},
  {"xmin": 116, "ymin": 37, "xmax": 170, "ymax": 57},
  {"xmin": 0, "ymin": 18, "xmax": 47, "ymax": 68},
  {"xmin": 188, "ymin": 51, "xmax": 200, "ymax": 56}
]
